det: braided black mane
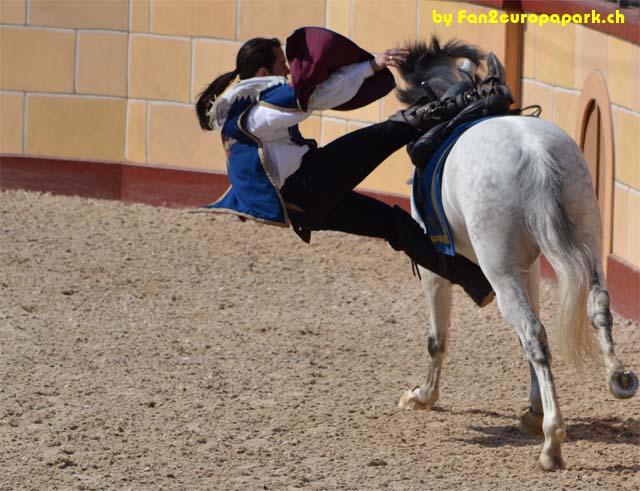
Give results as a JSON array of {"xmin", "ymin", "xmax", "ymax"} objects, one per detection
[{"xmin": 396, "ymin": 36, "xmax": 485, "ymax": 105}]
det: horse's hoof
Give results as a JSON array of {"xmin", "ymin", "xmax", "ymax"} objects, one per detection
[
  {"xmin": 398, "ymin": 387, "xmax": 435, "ymax": 410},
  {"xmin": 538, "ymin": 453, "xmax": 566, "ymax": 472},
  {"xmin": 519, "ymin": 409, "xmax": 544, "ymax": 438},
  {"xmin": 609, "ymin": 370, "xmax": 639, "ymax": 399}
]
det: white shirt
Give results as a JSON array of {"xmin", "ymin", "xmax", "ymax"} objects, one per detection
[{"xmin": 245, "ymin": 61, "xmax": 375, "ymax": 188}]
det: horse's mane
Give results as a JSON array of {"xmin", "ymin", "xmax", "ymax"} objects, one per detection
[{"xmin": 396, "ymin": 36, "xmax": 485, "ymax": 105}]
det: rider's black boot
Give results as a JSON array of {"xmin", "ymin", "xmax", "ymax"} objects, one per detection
[
  {"xmin": 389, "ymin": 80, "xmax": 480, "ymax": 132},
  {"xmin": 389, "ymin": 206, "xmax": 494, "ymax": 307}
]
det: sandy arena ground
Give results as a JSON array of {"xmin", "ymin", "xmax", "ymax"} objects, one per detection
[{"xmin": 1, "ymin": 189, "xmax": 639, "ymax": 490}]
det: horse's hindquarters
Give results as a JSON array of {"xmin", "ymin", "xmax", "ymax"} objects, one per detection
[{"xmin": 439, "ymin": 117, "xmax": 542, "ymax": 268}]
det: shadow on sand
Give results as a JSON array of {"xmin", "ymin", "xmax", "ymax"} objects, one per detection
[{"xmin": 441, "ymin": 408, "xmax": 639, "ymax": 449}]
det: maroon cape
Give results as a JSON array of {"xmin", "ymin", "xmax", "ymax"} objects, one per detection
[{"xmin": 285, "ymin": 26, "xmax": 396, "ymax": 112}]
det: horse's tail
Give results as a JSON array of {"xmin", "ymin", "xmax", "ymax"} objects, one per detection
[{"xmin": 519, "ymin": 139, "xmax": 599, "ymax": 368}]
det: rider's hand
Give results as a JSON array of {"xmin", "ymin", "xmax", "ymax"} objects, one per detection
[{"xmin": 371, "ymin": 48, "xmax": 409, "ymax": 72}]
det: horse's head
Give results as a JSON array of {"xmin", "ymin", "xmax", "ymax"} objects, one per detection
[{"xmin": 396, "ymin": 36, "xmax": 485, "ymax": 105}]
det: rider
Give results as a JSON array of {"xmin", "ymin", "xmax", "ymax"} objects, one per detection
[{"xmin": 196, "ymin": 29, "xmax": 495, "ymax": 307}]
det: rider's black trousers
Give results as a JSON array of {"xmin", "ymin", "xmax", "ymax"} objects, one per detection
[
  {"xmin": 280, "ymin": 119, "xmax": 419, "ymax": 245},
  {"xmin": 280, "ymin": 118, "xmax": 493, "ymax": 306}
]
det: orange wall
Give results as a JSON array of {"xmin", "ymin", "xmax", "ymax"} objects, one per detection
[{"xmin": 521, "ymin": 19, "xmax": 639, "ymax": 267}]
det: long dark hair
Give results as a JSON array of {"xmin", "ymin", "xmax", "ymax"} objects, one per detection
[{"xmin": 196, "ymin": 37, "xmax": 281, "ymax": 130}]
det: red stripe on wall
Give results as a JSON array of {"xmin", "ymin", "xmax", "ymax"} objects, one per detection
[
  {"xmin": 1, "ymin": 154, "xmax": 638, "ymax": 322},
  {"xmin": 608, "ymin": 255, "xmax": 640, "ymax": 321},
  {"xmin": 1, "ymin": 156, "xmax": 122, "ymax": 200},
  {"xmin": 0, "ymin": 155, "xmax": 229, "ymax": 208},
  {"xmin": 120, "ymin": 165, "xmax": 229, "ymax": 208}
]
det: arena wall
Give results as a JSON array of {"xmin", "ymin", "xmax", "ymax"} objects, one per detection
[{"xmin": 1, "ymin": 0, "xmax": 638, "ymax": 318}]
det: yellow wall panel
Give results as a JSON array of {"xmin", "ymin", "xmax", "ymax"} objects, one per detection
[
  {"xmin": 29, "ymin": 0, "xmax": 128, "ymax": 30},
  {"xmin": 359, "ymin": 145, "xmax": 413, "ymax": 197},
  {"xmin": 131, "ymin": 0, "xmax": 150, "ymax": 33},
  {"xmin": 613, "ymin": 108, "xmax": 640, "ymax": 190},
  {"xmin": 0, "ymin": 27, "xmax": 75, "ymax": 92},
  {"xmin": 239, "ymin": 0, "xmax": 326, "ymax": 43},
  {"xmin": 192, "ymin": 40, "xmax": 240, "ymax": 103},
  {"xmin": 522, "ymin": 21, "xmax": 536, "ymax": 79},
  {"xmin": 382, "ymin": 70, "xmax": 406, "ymax": 120},
  {"xmin": 126, "ymin": 101, "xmax": 147, "ymax": 164},
  {"xmin": 348, "ymin": 121, "xmax": 412, "ymax": 196},
  {"xmin": 419, "ymin": 1, "xmax": 505, "ymax": 61},
  {"xmin": 298, "ymin": 115, "xmax": 321, "ymax": 144},
  {"xmin": 27, "ymin": 96, "xmax": 126, "ymax": 161},
  {"xmin": 627, "ymin": 191, "xmax": 640, "ymax": 267},
  {"xmin": 612, "ymin": 183, "xmax": 629, "ymax": 259},
  {"xmin": 553, "ymin": 90, "xmax": 579, "ymax": 140},
  {"xmin": 521, "ymin": 80, "xmax": 554, "ymax": 123},
  {"xmin": 575, "ymin": 26, "xmax": 609, "ymax": 90},
  {"xmin": 148, "ymin": 103, "xmax": 223, "ymax": 170},
  {"xmin": 327, "ymin": 0, "xmax": 351, "ymax": 36},
  {"xmin": 77, "ymin": 31, "xmax": 127, "ymax": 97},
  {"xmin": 353, "ymin": 0, "xmax": 416, "ymax": 54},
  {"xmin": 0, "ymin": 93, "xmax": 24, "ymax": 154},
  {"xmin": 420, "ymin": 0, "xmax": 458, "ymax": 39},
  {"xmin": 535, "ymin": 22, "xmax": 575, "ymax": 89},
  {"xmin": 608, "ymin": 36, "xmax": 634, "ymax": 111},
  {"xmin": 325, "ymin": 100, "xmax": 380, "ymax": 124},
  {"xmin": 0, "ymin": 0, "xmax": 26, "ymax": 24},
  {"xmin": 130, "ymin": 35, "xmax": 191, "ymax": 102},
  {"xmin": 152, "ymin": 0, "xmax": 236, "ymax": 39},
  {"xmin": 321, "ymin": 118, "xmax": 347, "ymax": 146},
  {"xmin": 633, "ymin": 44, "xmax": 640, "ymax": 112}
]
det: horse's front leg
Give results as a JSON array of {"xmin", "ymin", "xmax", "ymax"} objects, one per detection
[
  {"xmin": 496, "ymin": 277, "xmax": 565, "ymax": 471},
  {"xmin": 399, "ymin": 270, "xmax": 452, "ymax": 410}
]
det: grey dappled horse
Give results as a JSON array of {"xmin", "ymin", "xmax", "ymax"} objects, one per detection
[{"xmin": 395, "ymin": 39, "xmax": 638, "ymax": 471}]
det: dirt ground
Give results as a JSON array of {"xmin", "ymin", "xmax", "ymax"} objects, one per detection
[{"xmin": 1, "ymin": 189, "xmax": 639, "ymax": 491}]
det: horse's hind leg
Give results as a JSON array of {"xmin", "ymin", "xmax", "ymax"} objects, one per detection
[
  {"xmin": 399, "ymin": 270, "xmax": 452, "ymax": 410},
  {"xmin": 588, "ymin": 265, "xmax": 639, "ymax": 398},
  {"xmin": 494, "ymin": 275, "xmax": 565, "ymax": 471},
  {"xmin": 519, "ymin": 259, "xmax": 544, "ymax": 437}
]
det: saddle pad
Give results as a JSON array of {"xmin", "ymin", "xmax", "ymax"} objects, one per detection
[{"xmin": 413, "ymin": 117, "xmax": 496, "ymax": 256}]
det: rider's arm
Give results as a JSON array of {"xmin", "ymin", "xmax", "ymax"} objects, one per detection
[
  {"xmin": 306, "ymin": 60, "xmax": 374, "ymax": 110},
  {"xmin": 246, "ymin": 61, "xmax": 374, "ymax": 142}
]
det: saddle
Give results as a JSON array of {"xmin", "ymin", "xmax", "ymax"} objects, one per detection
[
  {"xmin": 408, "ymin": 53, "xmax": 516, "ymax": 172},
  {"xmin": 408, "ymin": 53, "xmax": 541, "ymax": 254}
]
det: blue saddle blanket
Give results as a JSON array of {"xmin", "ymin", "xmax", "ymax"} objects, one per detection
[{"xmin": 412, "ymin": 117, "xmax": 495, "ymax": 256}]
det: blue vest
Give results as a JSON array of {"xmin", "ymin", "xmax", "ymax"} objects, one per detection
[{"xmin": 204, "ymin": 83, "xmax": 303, "ymax": 226}]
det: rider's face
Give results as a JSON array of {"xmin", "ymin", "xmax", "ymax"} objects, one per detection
[{"xmin": 269, "ymin": 47, "xmax": 290, "ymax": 78}]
